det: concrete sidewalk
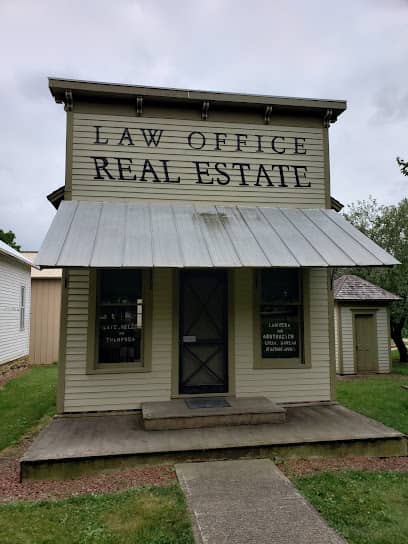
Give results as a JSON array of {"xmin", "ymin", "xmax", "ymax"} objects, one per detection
[{"xmin": 176, "ymin": 459, "xmax": 346, "ymax": 544}]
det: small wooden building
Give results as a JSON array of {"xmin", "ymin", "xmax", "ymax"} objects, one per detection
[
  {"xmin": 0, "ymin": 241, "xmax": 32, "ymax": 367},
  {"xmin": 22, "ymin": 252, "xmax": 62, "ymax": 364},
  {"xmin": 35, "ymin": 79, "xmax": 399, "ymax": 414},
  {"xmin": 334, "ymin": 275, "xmax": 400, "ymax": 374}
]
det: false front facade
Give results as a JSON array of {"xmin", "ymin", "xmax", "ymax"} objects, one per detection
[{"xmin": 37, "ymin": 79, "xmax": 397, "ymax": 413}]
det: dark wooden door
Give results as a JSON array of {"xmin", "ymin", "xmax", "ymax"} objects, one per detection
[{"xmin": 179, "ymin": 270, "xmax": 228, "ymax": 394}]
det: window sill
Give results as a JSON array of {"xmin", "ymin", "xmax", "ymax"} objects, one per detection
[
  {"xmin": 86, "ymin": 364, "xmax": 151, "ymax": 375},
  {"xmin": 254, "ymin": 359, "xmax": 311, "ymax": 370}
]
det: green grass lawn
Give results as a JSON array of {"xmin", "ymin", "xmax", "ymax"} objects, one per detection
[
  {"xmin": 294, "ymin": 471, "xmax": 408, "ymax": 544},
  {"xmin": 0, "ymin": 364, "xmax": 57, "ymax": 451},
  {"xmin": 337, "ymin": 362, "xmax": 408, "ymax": 435},
  {"xmin": 391, "ymin": 349, "xmax": 408, "ymax": 375},
  {"xmin": 0, "ymin": 485, "xmax": 194, "ymax": 544}
]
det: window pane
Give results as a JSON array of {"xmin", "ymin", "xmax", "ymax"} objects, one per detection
[
  {"xmin": 100, "ymin": 269, "xmax": 141, "ymax": 304},
  {"xmin": 261, "ymin": 269, "xmax": 299, "ymax": 304},
  {"xmin": 261, "ymin": 307, "xmax": 300, "ymax": 358},
  {"xmin": 259, "ymin": 269, "xmax": 303, "ymax": 360},
  {"xmin": 97, "ymin": 270, "xmax": 143, "ymax": 363},
  {"xmin": 20, "ymin": 286, "xmax": 25, "ymax": 330}
]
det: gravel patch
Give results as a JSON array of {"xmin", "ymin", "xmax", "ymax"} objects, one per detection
[
  {"xmin": 280, "ymin": 456, "xmax": 408, "ymax": 477},
  {"xmin": 0, "ymin": 436, "xmax": 175, "ymax": 503}
]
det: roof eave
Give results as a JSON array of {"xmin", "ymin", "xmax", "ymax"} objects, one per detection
[{"xmin": 48, "ymin": 78, "xmax": 347, "ymax": 120}]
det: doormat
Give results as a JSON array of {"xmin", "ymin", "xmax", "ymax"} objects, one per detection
[{"xmin": 185, "ymin": 397, "xmax": 231, "ymax": 409}]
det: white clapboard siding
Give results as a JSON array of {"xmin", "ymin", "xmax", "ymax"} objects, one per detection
[
  {"xmin": 376, "ymin": 307, "xmax": 391, "ymax": 373},
  {"xmin": 0, "ymin": 255, "xmax": 31, "ymax": 365},
  {"xmin": 339, "ymin": 306, "xmax": 354, "ymax": 374},
  {"xmin": 63, "ymin": 269, "xmax": 173, "ymax": 412},
  {"xmin": 233, "ymin": 268, "xmax": 331, "ymax": 403},
  {"xmin": 71, "ymin": 113, "xmax": 327, "ymax": 208},
  {"xmin": 334, "ymin": 305, "xmax": 340, "ymax": 373}
]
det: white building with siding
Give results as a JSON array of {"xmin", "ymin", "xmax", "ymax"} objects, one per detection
[
  {"xmin": 35, "ymin": 79, "xmax": 399, "ymax": 414},
  {"xmin": 334, "ymin": 275, "xmax": 400, "ymax": 374},
  {"xmin": 0, "ymin": 240, "xmax": 32, "ymax": 366}
]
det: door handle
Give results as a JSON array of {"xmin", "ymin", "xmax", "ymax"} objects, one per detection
[{"xmin": 183, "ymin": 335, "xmax": 197, "ymax": 343}]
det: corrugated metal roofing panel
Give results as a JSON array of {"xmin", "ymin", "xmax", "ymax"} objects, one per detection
[
  {"xmin": 122, "ymin": 204, "xmax": 153, "ymax": 267},
  {"xmin": 280, "ymin": 208, "xmax": 355, "ymax": 267},
  {"xmin": 90, "ymin": 202, "xmax": 126, "ymax": 267},
  {"xmin": 173, "ymin": 205, "xmax": 213, "ymax": 267},
  {"xmin": 194, "ymin": 205, "xmax": 241, "ymax": 267},
  {"xmin": 58, "ymin": 202, "xmax": 101, "ymax": 266},
  {"xmin": 36, "ymin": 200, "xmax": 77, "ymax": 265},
  {"xmin": 303, "ymin": 209, "xmax": 384, "ymax": 266},
  {"xmin": 35, "ymin": 201, "xmax": 400, "ymax": 269},
  {"xmin": 238, "ymin": 207, "xmax": 299, "ymax": 267},
  {"xmin": 216, "ymin": 206, "xmax": 269, "ymax": 267},
  {"xmin": 326, "ymin": 210, "xmax": 399, "ymax": 266},
  {"xmin": 261, "ymin": 207, "xmax": 327, "ymax": 267},
  {"xmin": 150, "ymin": 204, "xmax": 183, "ymax": 267}
]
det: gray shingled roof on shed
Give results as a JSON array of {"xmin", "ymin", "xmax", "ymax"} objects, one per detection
[{"xmin": 334, "ymin": 275, "xmax": 401, "ymax": 302}]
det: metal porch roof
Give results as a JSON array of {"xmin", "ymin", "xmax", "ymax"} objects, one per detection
[{"xmin": 35, "ymin": 201, "xmax": 399, "ymax": 269}]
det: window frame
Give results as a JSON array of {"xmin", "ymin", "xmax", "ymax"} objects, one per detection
[
  {"xmin": 20, "ymin": 285, "xmax": 25, "ymax": 331},
  {"xmin": 253, "ymin": 269, "xmax": 311, "ymax": 369},
  {"xmin": 87, "ymin": 269, "xmax": 152, "ymax": 374}
]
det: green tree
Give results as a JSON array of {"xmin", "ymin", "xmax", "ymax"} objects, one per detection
[
  {"xmin": 397, "ymin": 157, "xmax": 408, "ymax": 177},
  {"xmin": 0, "ymin": 229, "xmax": 21, "ymax": 251},
  {"xmin": 342, "ymin": 197, "xmax": 408, "ymax": 362}
]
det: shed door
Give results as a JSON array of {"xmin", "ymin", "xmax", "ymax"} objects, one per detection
[
  {"xmin": 355, "ymin": 314, "xmax": 377, "ymax": 373},
  {"xmin": 179, "ymin": 270, "xmax": 228, "ymax": 395}
]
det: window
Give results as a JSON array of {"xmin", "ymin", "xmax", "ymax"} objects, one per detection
[
  {"xmin": 20, "ymin": 286, "xmax": 25, "ymax": 331},
  {"xmin": 88, "ymin": 269, "xmax": 151, "ymax": 373},
  {"xmin": 254, "ymin": 269, "xmax": 309, "ymax": 368}
]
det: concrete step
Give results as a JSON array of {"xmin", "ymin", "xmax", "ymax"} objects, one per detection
[{"xmin": 141, "ymin": 396, "xmax": 286, "ymax": 430}]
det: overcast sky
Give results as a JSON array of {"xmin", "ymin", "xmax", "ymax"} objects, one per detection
[{"xmin": 1, "ymin": 0, "xmax": 407, "ymax": 250}]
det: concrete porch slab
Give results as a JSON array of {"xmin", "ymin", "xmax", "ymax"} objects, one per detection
[
  {"xmin": 142, "ymin": 396, "xmax": 286, "ymax": 430},
  {"xmin": 20, "ymin": 404, "xmax": 407, "ymax": 480}
]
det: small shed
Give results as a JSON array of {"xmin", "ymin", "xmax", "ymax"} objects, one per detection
[
  {"xmin": 22, "ymin": 252, "xmax": 62, "ymax": 364},
  {"xmin": 334, "ymin": 275, "xmax": 400, "ymax": 374},
  {"xmin": 0, "ymin": 241, "xmax": 32, "ymax": 367}
]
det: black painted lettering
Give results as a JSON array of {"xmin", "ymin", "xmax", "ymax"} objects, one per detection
[
  {"xmin": 116, "ymin": 158, "xmax": 136, "ymax": 180},
  {"xmin": 161, "ymin": 160, "xmax": 180, "ymax": 183},
  {"xmin": 235, "ymin": 134, "xmax": 247, "ymax": 151},
  {"xmin": 256, "ymin": 135, "xmax": 264, "ymax": 152},
  {"xmin": 94, "ymin": 126, "xmax": 109, "ymax": 145},
  {"xmin": 294, "ymin": 137, "xmax": 306, "ymax": 154},
  {"xmin": 255, "ymin": 164, "xmax": 274, "ymax": 186},
  {"xmin": 91, "ymin": 157, "xmax": 115, "ymax": 180},
  {"xmin": 194, "ymin": 161, "xmax": 212, "ymax": 184},
  {"xmin": 214, "ymin": 132, "xmax": 227, "ymax": 151},
  {"xmin": 140, "ymin": 128, "xmax": 164, "ymax": 147},
  {"xmin": 140, "ymin": 159, "xmax": 161, "ymax": 182},
  {"xmin": 271, "ymin": 136, "xmax": 286, "ymax": 154},
  {"xmin": 118, "ymin": 127, "xmax": 134, "ymax": 146},
  {"xmin": 232, "ymin": 163, "xmax": 251, "ymax": 186},
  {"xmin": 292, "ymin": 165, "xmax": 310, "ymax": 187},
  {"xmin": 188, "ymin": 131, "xmax": 206, "ymax": 150},
  {"xmin": 271, "ymin": 165, "xmax": 289, "ymax": 187},
  {"xmin": 214, "ymin": 162, "xmax": 231, "ymax": 185}
]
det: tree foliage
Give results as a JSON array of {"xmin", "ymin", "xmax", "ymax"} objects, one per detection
[
  {"xmin": 0, "ymin": 229, "xmax": 21, "ymax": 251},
  {"xmin": 342, "ymin": 197, "xmax": 408, "ymax": 362},
  {"xmin": 397, "ymin": 157, "xmax": 408, "ymax": 177}
]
